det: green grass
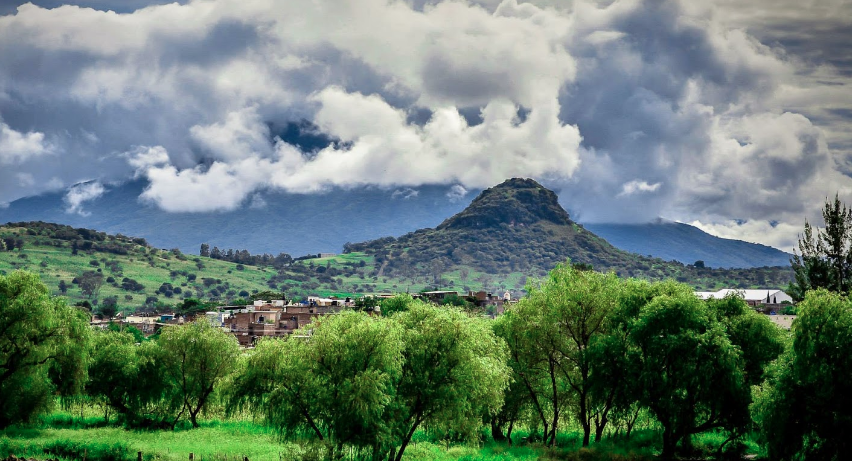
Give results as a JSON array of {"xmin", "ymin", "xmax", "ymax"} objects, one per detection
[
  {"xmin": 1, "ymin": 419, "xmax": 297, "ymax": 461},
  {"xmin": 1, "ymin": 407, "xmax": 762, "ymax": 461}
]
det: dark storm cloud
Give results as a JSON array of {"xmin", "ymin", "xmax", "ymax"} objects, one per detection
[{"xmin": 0, "ymin": 0, "xmax": 850, "ymax": 250}]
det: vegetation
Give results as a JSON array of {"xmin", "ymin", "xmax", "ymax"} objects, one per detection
[
  {"xmin": 0, "ymin": 264, "xmax": 850, "ymax": 460},
  {"xmin": 789, "ymin": 194, "xmax": 852, "ymax": 300},
  {"xmin": 753, "ymin": 289, "xmax": 852, "ymax": 460},
  {"xmin": 0, "ymin": 271, "xmax": 90, "ymax": 427},
  {"xmin": 345, "ymin": 179, "xmax": 793, "ymax": 291}
]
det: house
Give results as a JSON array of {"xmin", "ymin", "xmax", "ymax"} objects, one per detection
[
  {"xmin": 421, "ymin": 290, "xmax": 459, "ymax": 303},
  {"xmin": 223, "ymin": 303, "xmax": 344, "ymax": 346},
  {"xmin": 695, "ymin": 288, "xmax": 793, "ymax": 313}
]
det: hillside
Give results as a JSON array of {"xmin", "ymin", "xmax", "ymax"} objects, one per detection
[
  {"xmin": 0, "ymin": 181, "xmax": 794, "ymax": 312},
  {"xmin": 1, "ymin": 179, "xmax": 792, "ymax": 269},
  {"xmin": 0, "ymin": 222, "xmax": 493, "ymax": 310},
  {"xmin": 584, "ymin": 220, "xmax": 792, "ymax": 268},
  {"xmin": 0, "ymin": 180, "xmax": 469, "ymax": 256},
  {"xmin": 346, "ymin": 179, "xmax": 794, "ymax": 289}
]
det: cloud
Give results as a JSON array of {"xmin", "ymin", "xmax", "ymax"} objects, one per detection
[
  {"xmin": 0, "ymin": 0, "xmax": 851, "ymax": 248},
  {"xmin": 125, "ymin": 145, "xmax": 169, "ymax": 174},
  {"xmin": 0, "ymin": 119, "xmax": 53, "ymax": 163},
  {"xmin": 690, "ymin": 219, "xmax": 802, "ymax": 253},
  {"xmin": 392, "ymin": 188, "xmax": 419, "ymax": 200},
  {"xmin": 64, "ymin": 181, "xmax": 105, "ymax": 216},
  {"xmin": 618, "ymin": 180, "xmax": 662, "ymax": 197},
  {"xmin": 446, "ymin": 184, "xmax": 468, "ymax": 202},
  {"xmin": 248, "ymin": 193, "xmax": 267, "ymax": 209}
]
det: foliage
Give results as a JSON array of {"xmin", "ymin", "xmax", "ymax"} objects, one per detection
[
  {"xmin": 790, "ymin": 194, "xmax": 852, "ymax": 300},
  {"xmin": 380, "ymin": 293, "xmax": 416, "ymax": 316},
  {"xmin": 495, "ymin": 262, "xmax": 622, "ymax": 446},
  {"xmin": 229, "ymin": 304, "xmax": 510, "ymax": 461},
  {"xmin": 158, "ymin": 320, "xmax": 240, "ymax": 428},
  {"xmin": 0, "ymin": 270, "xmax": 90, "ymax": 428},
  {"xmin": 43, "ymin": 438, "xmax": 130, "ymax": 461},
  {"xmin": 86, "ymin": 329, "xmax": 176, "ymax": 427},
  {"xmin": 629, "ymin": 286, "xmax": 751, "ymax": 459},
  {"xmin": 230, "ymin": 311, "xmax": 404, "ymax": 458},
  {"xmin": 754, "ymin": 289, "xmax": 852, "ymax": 460}
]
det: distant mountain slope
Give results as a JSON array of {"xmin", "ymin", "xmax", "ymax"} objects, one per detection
[
  {"xmin": 346, "ymin": 179, "xmax": 793, "ymax": 288},
  {"xmin": 1, "ymin": 179, "xmax": 792, "ymax": 269},
  {"xmin": 0, "ymin": 180, "xmax": 469, "ymax": 256},
  {"xmin": 583, "ymin": 220, "xmax": 792, "ymax": 268}
]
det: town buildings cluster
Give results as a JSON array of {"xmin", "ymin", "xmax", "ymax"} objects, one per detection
[{"xmin": 97, "ymin": 287, "xmax": 794, "ymax": 346}]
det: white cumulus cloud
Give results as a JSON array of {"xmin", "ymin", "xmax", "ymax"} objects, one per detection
[{"xmin": 64, "ymin": 181, "xmax": 106, "ymax": 216}]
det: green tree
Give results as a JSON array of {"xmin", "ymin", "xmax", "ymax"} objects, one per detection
[
  {"xmin": 86, "ymin": 329, "xmax": 174, "ymax": 426},
  {"xmin": 630, "ymin": 286, "xmax": 750, "ymax": 459},
  {"xmin": 754, "ymin": 289, "xmax": 852, "ymax": 460},
  {"xmin": 0, "ymin": 271, "xmax": 91, "ymax": 427},
  {"xmin": 379, "ymin": 293, "xmax": 415, "ymax": 316},
  {"xmin": 495, "ymin": 262, "xmax": 622, "ymax": 446},
  {"xmin": 790, "ymin": 194, "xmax": 852, "ymax": 300},
  {"xmin": 384, "ymin": 302, "xmax": 510, "ymax": 461},
  {"xmin": 77, "ymin": 270, "xmax": 104, "ymax": 299},
  {"xmin": 158, "ymin": 320, "xmax": 240, "ymax": 427},
  {"xmin": 230, "ymin": 311, "xmax": 404, "ymax": 459}
]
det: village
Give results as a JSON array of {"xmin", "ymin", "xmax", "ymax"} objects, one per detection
[{"xmin": 100, "ymin": 287, "xmax": 796, "ymax": 347}]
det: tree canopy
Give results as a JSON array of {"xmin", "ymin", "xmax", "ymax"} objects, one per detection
[
  {"xmin": 0, "ymin": 270, "xmax": 91, "ymax": 427},
  {"xmin": 790, "ymin": 194, "xmax": 852, "ymax": 300}
]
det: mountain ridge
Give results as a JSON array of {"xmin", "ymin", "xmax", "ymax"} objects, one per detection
[{"xmin": 0, "ymin": 179, "xmax": 792, "ymax": 269}]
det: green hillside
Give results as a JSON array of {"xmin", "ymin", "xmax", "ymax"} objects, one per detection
[
  {"xmin": 1, "ymin": 187, "xmax": 794, "ymax": 313},
  {"xmin": 345, "ymin": 178, "xmax": 794, "ymax": 290}
]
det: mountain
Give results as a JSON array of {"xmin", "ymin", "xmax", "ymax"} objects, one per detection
[
  {"xmin": 1, "ymin": 179, "xmax": 791, "ymax": 269},
  {"xmin": 345, "ymin": 179, "xmax": 793, "ymax": 288},
  {"xmin": 583, "ymin": 220, "xmax": 792, "ymax": 269},
  {"xmin": 0, "ymin": 180, "xmax": 469, "ymax": 256},
  {"xmin": 1, "ymin": 181, "xmax": 794, "ymax": 308}
]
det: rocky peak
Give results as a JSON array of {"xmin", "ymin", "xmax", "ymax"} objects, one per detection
[{"xmin": 437, "ymin": 178, "xmax": 572, "ymax": 230}]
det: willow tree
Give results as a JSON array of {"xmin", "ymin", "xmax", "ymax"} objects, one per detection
[
  {"xmin": 229, "ymin": 311, "xmax": 405, "ymax": 459},
  {"xmin": 158, "ymin": 320, "xmax": 240, "ymax": 428},
  {"xmin": 0, "ymin": 270, "xmax": 90, "ymax": 427},
  {"xmin": 496, "ymin": 262, "xmax": 622, "ymax": 446}
]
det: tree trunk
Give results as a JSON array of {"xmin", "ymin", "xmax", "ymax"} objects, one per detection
[
  {"xmin": 594, "ymin": 415, "xmax": 607, "ymax": 443},
  {"xmin": 661, "ymin": 425, "xmax": 677, "ymax": 461},
  {"xmin": 491, "ymin": 420, "xmax": 507, "ymax": 442}
]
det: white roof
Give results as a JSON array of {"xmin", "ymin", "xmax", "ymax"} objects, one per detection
[{"xmin": 697, "ymin": 289, "xmax": 788, "ymax": 301}]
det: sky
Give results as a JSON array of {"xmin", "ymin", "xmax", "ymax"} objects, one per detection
[{"xmin": 1, "ymin": 0, "xmax": 851, "ymax": 252}]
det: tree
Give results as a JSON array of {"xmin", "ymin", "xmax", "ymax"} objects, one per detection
[
  {"xmin": 86, "ymin": 329, "xmax": 175, "ymax": 426},
  {"xmin": 790, "ymin": 194, "xmax": 852, "ymax": 300},
  {"xmin": 384, "ymin": 302, "xmax": 510, "ymax": 461},
  {"xmin": 229, "ymin": 311, "xmax": 404, "ymax": 459},
  {"xmin": 229, "ymin": 303, "xmax": 510, "ymax": 461},
  {"xmin": 77, "ymin": 270, "xmax": 104, "ymax": 299},
  {"xmin": 98, "ymin": 295, "xmax": 119, "ymax": 319},
  {"xmin": 630, "ymin": 286, "xmax": 750, "ymax": 459},
  {"xmin": 754, "ymin": 289, "xmax": 852, "ymax": 460},
  {"xmin": 158, "ymin": 320, "xmax": 240, "ymax": 427},
  {"xmin": 199, "ymin": 243, "xmax": 210, "ymax": 257},
  {"xmin": 379, "ymin": 293, "xmax": 415, "ymax": 316},
  {"xmin": 0, "ymin": 271, "xmax": 90, "ymax": 427},
  {"xmin": 495, "ymin": 262, "xmax": 622, "ymax": 446}
]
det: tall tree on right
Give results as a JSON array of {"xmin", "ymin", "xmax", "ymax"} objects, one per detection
[{"xmin": 790, "ymin": 194, "xmax": 852, "ymax": 300}]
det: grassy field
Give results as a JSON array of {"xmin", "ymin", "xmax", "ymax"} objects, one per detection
[{"xmin": 0, "ymin": 407, "xmax": 762, "ymax": 461}]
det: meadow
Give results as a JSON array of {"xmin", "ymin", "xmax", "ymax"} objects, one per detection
[{"xmin": 0, "ymin": 407, "xmax": 757, "ymax": 461}]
